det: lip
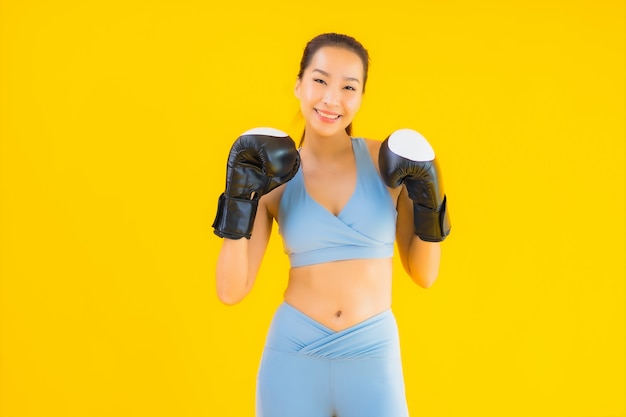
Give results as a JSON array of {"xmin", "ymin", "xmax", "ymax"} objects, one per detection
[{"xmin": 314, "ymin": 108, "xmax": 342, "ymax": 123}]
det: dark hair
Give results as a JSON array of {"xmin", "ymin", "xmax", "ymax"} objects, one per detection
[{"xmin": 297, "ymin": 33, "xmax": 370, "ymax": 145}]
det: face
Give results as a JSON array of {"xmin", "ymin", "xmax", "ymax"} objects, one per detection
[{"xmin": 295, "ymin": 46, "xmax": 364, "ymax": 138}]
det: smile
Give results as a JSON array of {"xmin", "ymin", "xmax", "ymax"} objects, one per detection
[{"xmin": 315, "ymin": 109, "xmax": 341, "ymax": 120}]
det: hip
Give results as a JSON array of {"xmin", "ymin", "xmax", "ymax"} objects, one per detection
[{"xmin": 263, "ymin": 302, "xmax": 402, "ymax": 360}]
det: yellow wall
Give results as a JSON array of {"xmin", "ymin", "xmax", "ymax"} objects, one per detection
[{"xmin": 1, "ymin": 1, "xmax": 623, "ymax": 416}]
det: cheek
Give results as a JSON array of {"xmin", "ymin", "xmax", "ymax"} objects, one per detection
[
  {"xmin": 299, "ymin": 84, "xmax": 320, "ymax": 103},
  {"xmin": 346, "ymin": 95, "xmax": 363, "ymax": 112}
]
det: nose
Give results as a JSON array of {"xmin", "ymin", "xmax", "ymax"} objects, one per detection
[{"xmin": 323, "ymin": 87, "xmax": 340, "ymax": 106}]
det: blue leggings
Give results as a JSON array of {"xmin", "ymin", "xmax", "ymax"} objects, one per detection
[{"xmin": 256, "ymin": 302, "xmax": 409, "ymax": 417}]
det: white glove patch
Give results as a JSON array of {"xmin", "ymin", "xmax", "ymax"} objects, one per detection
[
  {"xmin": 387, "ymin": 129, "xmax": 435, "ymax": 162},
  {"xmin": 242, "ymin": 127, "xmax": 289, "ymax": 138}
]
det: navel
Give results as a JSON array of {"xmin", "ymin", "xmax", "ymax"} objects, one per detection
[{"xmin": 335, "ymin": 310, "xmax": 342, "ymax": 318}]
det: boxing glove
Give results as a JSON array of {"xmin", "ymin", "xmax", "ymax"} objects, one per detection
[
  {"xmin": 379, "ymin": 128, "xmax": 450, "ymax": 242},
  {"xmin": 213, "ymin": 127, "xmax": 300, "ymax": 239}
]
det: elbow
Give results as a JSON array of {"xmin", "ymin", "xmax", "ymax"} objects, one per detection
[
  {"xmin": 217, "ymin": 293, "xmax": 242, "ymax": 306},
  {"xmin": 411, "ymin": 271, "xmax": 439, "ymax": 289},
  {"xmin": 418, "ymin": 278, "xmax": 437, "ymax": 289},
  {"xmin": 216, "ymin": 284, "xmax": 247, "ymax": 306},
  {"xmin": 405, "ymin": 237, "xmax": 442, "ymax": 289},
  {"xmin": 215, "ymin": 267, "xmax": 252, "ymax": 306}
]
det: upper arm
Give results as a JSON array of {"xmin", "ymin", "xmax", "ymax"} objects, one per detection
[
  {"xmin": 394, "ymin": 185, "xmax": 442, "ymax": 288},
  {"xmin": 394, "ymin": 185, "xmax": 415, "ymax": 273},
  {"xmin": 246, "ymin": 193, "xmax": 276, "ymax": 279}
]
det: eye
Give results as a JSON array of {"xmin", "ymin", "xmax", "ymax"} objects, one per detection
[
  {"xmin": 313, "ymin": 78, "xmax": 326, "ymax": 85},
  {"xmin": 344, "ymin": 85, "xmax": 357, "ymax": 91}
]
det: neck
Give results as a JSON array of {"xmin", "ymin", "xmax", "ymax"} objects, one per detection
[{"xmin": 301, "ymin": 130, "xmax": 352, "ymax": 160}]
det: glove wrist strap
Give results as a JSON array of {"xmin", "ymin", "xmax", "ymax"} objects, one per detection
[
  {"xmin": 212, "ymin": 194, "xmax": 259, "ymax": 240},
  {"xmin": 413, "ymin": 195, "xmax": 451, "ymax": 242}
]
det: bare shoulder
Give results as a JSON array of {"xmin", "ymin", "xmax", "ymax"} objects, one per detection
[
  {"xmin": 361, "ymin": 137, "xmax": 402, "ymax": 202},
  {"xmin": 360, "ymin": 137, "xmax": 383, "ymax": 171},
  {"xmin": 361, "ymin": 137, "xmax": 383, "ymax": 152}
]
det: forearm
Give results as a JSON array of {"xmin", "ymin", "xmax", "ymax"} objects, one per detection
[
  {"xmin": 215, "ymin": 238, "xmax": 254, "ymax": 305},
  {"xmin": 407, "ymin": 236, "xmax": 441, "ymax": 289}
]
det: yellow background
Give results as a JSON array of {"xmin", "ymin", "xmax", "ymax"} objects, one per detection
[{"xmin": 1, "ymin": 1, "xmax": 623, "ymax": 416}]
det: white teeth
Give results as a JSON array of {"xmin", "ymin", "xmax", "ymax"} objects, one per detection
[{"xmin": 317, "ymin": 110, "xmax": 340, "ymax": 119}]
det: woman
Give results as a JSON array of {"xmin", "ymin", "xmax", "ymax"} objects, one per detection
[{"xmin": 213, "ymin": 33, "xmax": 450, "ymax": 417}]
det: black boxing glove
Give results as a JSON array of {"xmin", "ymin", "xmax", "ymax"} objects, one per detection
[
  {"xmin": 213, "ymin": 127, "xmax": 300, "ymax": 239},
  {"xmin": 379, "ymin": 129, "xmax": 450, "ymax": 242}
]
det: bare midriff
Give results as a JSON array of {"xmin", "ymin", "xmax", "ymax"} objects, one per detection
[{"xmin": 283, "ymin": 257, "xmax": 393, "ymax": 332}]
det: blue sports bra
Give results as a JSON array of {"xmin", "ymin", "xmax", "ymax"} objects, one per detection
[{"xmin": 277, "ymin": 137, "xmax": 397, "ymax": 268}]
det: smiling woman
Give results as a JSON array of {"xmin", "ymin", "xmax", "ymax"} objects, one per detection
[
  {"xmin": 213, "ymin": 32, "xmax": 450, "ymax": 417},
  {"xmin": 1, "ymin": 1, "xmax": 623, "ymax": 416},
  {"xmin": 294, "ymin": 33, "xmax": 369, "ymax": 146},
  {"xmin": 295, "ymin": 48, "xmax": 363, "ymax": 138}
]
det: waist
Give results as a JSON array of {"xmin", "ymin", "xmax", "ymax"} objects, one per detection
[
  {"xmin": 284, "ymin": 258, "xmax": 393, "ymax": 331},
  {"xmin": 264, "ymin": 302, "xmax": 401, "ymax": 359}
]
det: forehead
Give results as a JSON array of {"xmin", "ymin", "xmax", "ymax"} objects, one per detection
[{"xmin": 307, "ymin": 46, "xmax": 364, "ymax": 80}]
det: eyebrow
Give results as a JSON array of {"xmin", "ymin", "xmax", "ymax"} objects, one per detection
[{"xmin": 312, "ymin": 68, "xmax": 361, "ymax": 84}]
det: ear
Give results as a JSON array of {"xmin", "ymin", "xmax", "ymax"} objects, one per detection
[{"xmin": 294, "ymin": 79, "xmax": 301, "ymax": 99}]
